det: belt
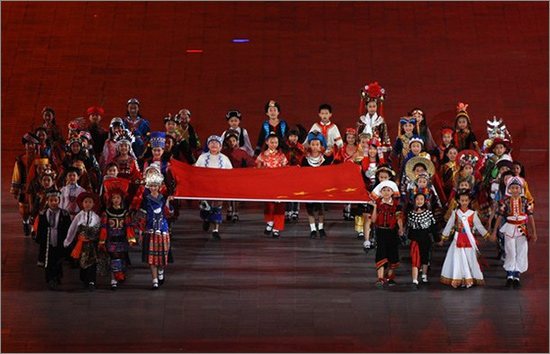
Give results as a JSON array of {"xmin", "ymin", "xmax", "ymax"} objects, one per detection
[{"xmin": 507, "ymin": 219, "xmax": 527, "ymax": 226}]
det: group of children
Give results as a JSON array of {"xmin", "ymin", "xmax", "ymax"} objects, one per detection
[{"xmin": 11, "ymin": 82, "xmax": 538, "ymax": 292}]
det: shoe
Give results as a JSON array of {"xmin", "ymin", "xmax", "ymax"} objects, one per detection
[
  {"xmin": 505, "ymin": 278, "xmax": 514, "ymax": 289},
  {"xmin": 212, "ymin": 231, "xmax": 221, "ymax": 240},
  {"xmin": 387, "ymin": 279, "xmax": 397, "ymax": 286},
  {"xmin": 291, "ymin": 212, "xmax": 299, "ymax": 221},
  {"xmin": 375, "ymin": 279, "xmax": 385, "ymax": 289},
  {"xmin": 318, "ymin": 229, "xmax": 327, "ymax": 238},
  {"xmin": 23, "ymin": 222, "xmax": 31, "ymax": 236},
  {"xmin": 513, "ymin": 279, "xmax": 521, "ymax": 289},
  {"xmin": 232, "ymin": 214, "xmax": 239, "ymax": 222},
  {"xmin": 158, "ymin": 270, "xmax": 165, "ymax": 286},
  {"xmin": 110, "ymin": 282, "xmax": 117, "ymax": 291},
  {"xmin": 411, "ymin": 282, "xmax": 419, "ymax": 291},
  {"xmin": 47, "ymin": 280, "xmax": 56, "ymax": 291},
  {"xmin": 202, "ymin": 220, "xmax": 210, "ymax": 232},
  {"xmin": 285, "ymin": 212, "xmax": 291, "ymax": 221},
  {"xmin": 421, "ymin": 275, "xmax": 429, "ymax": 284},
  {"xmin": 272, "ymin": 231, "xmax": 280, "ymax": 238},
  {"xmin": 310, "ymin": 231, "xmax": 317, "ymax": 239},
  {"xmin": 264, "ymin": 227, "xmax": 272, "ymax": 235},
  {"xmin": 88, "ymin": 282, "xmax": 95, "ymax": 292},
  {"xmin": 36, "ymin": 261, "xmax": 45, "ymax": 268},
  {"xmin": 152, "ymin": 282, "xmax": 159, "ymax": 290},
  {"xmin": 357, "ymin": 232, "xmax": 364, "ymax": 239}
]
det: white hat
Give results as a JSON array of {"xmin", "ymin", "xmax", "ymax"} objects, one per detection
[{"xmin": 372, "ymin": 180, "xmax": 399, "ymax": 197}]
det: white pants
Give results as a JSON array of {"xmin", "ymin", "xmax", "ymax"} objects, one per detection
[{"xmin": 503, "ymin": 234, "xmax": 528, "ymax": 273}]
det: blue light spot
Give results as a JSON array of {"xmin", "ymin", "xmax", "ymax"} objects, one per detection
[{"xmin": 232, "ymin": 39, "xmax": 250, "ymax": 43}]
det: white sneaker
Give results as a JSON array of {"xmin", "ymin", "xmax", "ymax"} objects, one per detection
[{"xmin": 421, "ymin": 275, "xmax": 429, "ymax": 283}]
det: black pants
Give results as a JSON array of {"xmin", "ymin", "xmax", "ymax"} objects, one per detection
[
  {"xmin": 79, "ymin": 264, "xmax": 97, "ymax": 284},
  {"xmin": 305, "ymin": 203, "xmax": 324, "ymax": 215},
  {"xmin": 286, "ymin": 202, "xmax": 299, "ymax": 212},
  {"xmin": 375, "ymin": 228, "xmax": 400, "ymax": 270},
  {"xmin": 45, "ymin": 246, "xmax": 64, "ymax": 283}
]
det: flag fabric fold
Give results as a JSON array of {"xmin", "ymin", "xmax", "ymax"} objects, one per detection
[{"xmin": 171, "ymin": 158, "xmax": 372, "ymax": 203}]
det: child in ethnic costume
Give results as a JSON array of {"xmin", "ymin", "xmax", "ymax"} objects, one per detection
[
  {"xmin": 369, "ymin": 181, "xmax": 404, "ymax": 289},
  {"xmin": 440, "ymin": 190, "xmax": 490, "ymax": 288},
  {"xmin": 357, "ymin": 82, "xmax": 391, "ymax": 148},
  {"xmin": 195, "ymin": 135, "xmax": 233, "ymax": 239},
  {"xmin": 40, "ymin": 106, "xmax": 64, "ymax": 150},
  {"xmin": 35, "ymin": 190, "xmax": 71, "ymax": 290},
  {"xmin": 99, "ymin": 178, "xmax": 136, "ymax": 290},
  {"xmin": 255, "ymin": 100, "xmax": 289, "ymax": 156},
  {"xmin": 99, "ymin": 117, "xmax": 125, "ymax": 171},
  {"xmin": 391, "ymin": 116, "xmax": 418, "ymax": 176},
  {"xmin": 304, "ymin": 103, "xmax": 343, "ymax": 157},
  {"xmin": 221, "ymin": 130, "xmax": 255, "ymax": 222},
  {"xmin": 408, "ymin": 108, "xmax": 437, "ymax": 152},
  {"xmin": 407, "ymin": 193, "xmax": 440, "ymax": 290},
  {"xmin": 432, "ymin": 125, "xmax": 455, "ymax": 169},
  {"xmin": 221, "ymin": 109, "xmax": 255, "ymax": 157},
  {"xmin": 64, "ymin": 192, "xmax": 102, "ymax": 291},
  {"xmin": 138, "ymin": 169, "xmax": 174, "ymax": 289},
  {"xmin": 439, "ymin": 146, "xmax": 459, "ymax": 202},
  {"xmin": 256, "ymin": 132, "xmax": 289, "ymax": 238},
  {"xmin": 85, "ymin": 106, "xmax": 108, "ymax": 159},
  {"xmin": 353, "ymin": 134, "xmax": 383, "ymax": 239},
  {"xmin": 333, "ymin": 127, "xmax": 359, "ymax": 221},
  {"xmin": 301, "ymin": 132, "xmax": 333, "ymax": 238},
  {"xmin": 453, "ymin": 103, "xmax": 481, "ymax": 154},
  {"xmin": 285, "ymin": 126, "xmax": 307, "ymax": 221},
  {"xmin": 490, "ymin": 176, "xmax": 537, "ymax": 289},
  {"xmin": 175, "ymin": 108, "xmax": 201, "ymax": 161},
  {"xmin": 122, "ymin": 98, "xmax": 151, "ymax": 159},
  {"xmin": 362, "ymin": 165, "xmax": 395, "ymax": 251},
  {"xmin": 60, "ymin": 166, "xmax": 86, "ymax": 219},
  {"xmin": 30, "ymin": 168, "xmax": 59, "ymax": 232},
  {"xmin": 11, "ymin": 133, "xmax": 39, "ymax": 236}
]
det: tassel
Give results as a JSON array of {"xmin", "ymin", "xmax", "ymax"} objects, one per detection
[{"xmin": 359, "ymin": 98, "xmax": 365, "ymax": 116}]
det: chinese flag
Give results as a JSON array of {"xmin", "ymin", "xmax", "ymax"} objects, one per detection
[{"xmin": 171, "ymin": 158, "xmax": 371, "ymax": 203}]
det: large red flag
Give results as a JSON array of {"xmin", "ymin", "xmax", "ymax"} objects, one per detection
[{"xmin": 171, "ymin": 158, "xmax": 371, "ymax": 203}]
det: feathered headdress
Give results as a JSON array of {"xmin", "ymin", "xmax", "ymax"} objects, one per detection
[
  {"xmin": 359, "ymin": 81, "xmax": 386, "ymax": 116},
  {"xmin": 455, "ymin": 102, "xmax": 471, "ymax": 124}
]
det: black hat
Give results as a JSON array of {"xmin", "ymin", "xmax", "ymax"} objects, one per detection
[
  {"xmin": 264, "ymin": 100, "xmax": 281, "ymax": 113},
  {"xmin": 226, "ymin": 109, "xmax": 242, "ymax": 120},
  {"xmin": 22, "ymin": 132, "xmax": 39, "ymax": 145}
]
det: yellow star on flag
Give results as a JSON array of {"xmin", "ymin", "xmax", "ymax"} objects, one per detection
[
  {"xmin": 343, "ymin": 188, "xmax": 357, "ymax": 192},
  {"xmin": 324, "ymin": 188, "xmax": 338, "ymax": 192},
  {"xmin": 276, "ymin": 196, "xmax": 289, "ymax": 198},
  {"xmin": 294, "ymin": 191, "xmax": 308, "ymax": 196}
]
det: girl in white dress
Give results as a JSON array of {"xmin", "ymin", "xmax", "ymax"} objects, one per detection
[{"xmin": 440, "ymin": 189, "xmax": 490, "ymax": 288}]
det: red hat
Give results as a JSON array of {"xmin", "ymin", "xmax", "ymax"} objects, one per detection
[
  {"xmin": 76, "ymin": 192, "xmax": 100, "ymax": 213},
  {"xmin": 102, "ymin": 177, "xmax": 130, "ymax": 206},
  {"xmin": 489, "ymin": 138, "xmax": 511, "ymax": 153},
  {"xmin": 86, "ymin": 106, "xmax": 105, "ymax": 116}
]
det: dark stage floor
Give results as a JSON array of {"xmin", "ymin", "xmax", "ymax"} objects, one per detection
[
  {"xmin": 1, "ymin": 203, "xmax": 549, "ymax": 353},
  {"xmin": 2, "ymin": 1, "xmax": 549, "ymax": 353}
]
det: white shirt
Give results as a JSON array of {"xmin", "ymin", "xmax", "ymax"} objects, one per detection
[
  {"xmin": 195, "ymin": 152, "xmax": 233, "ymax": 169},
  {"xmin": 64, "ymin": 210, "xmax": 101, "ymax": 247},
  {"xmin": 304, "ymin": 121, "xmax": 343, "ymax": 155},
  {"xmin": 359, "ymin": 113, "xmax": 384, "ymax": 136},
  {"xmin": 47, "ymin": 208, "xmax": 60, "ymax": 246},
  {"xmin": 220, "ymin": 127, "xmax": 255, "ymax": 156},
  {"xmin": 60, "ymin": 183, "xmax": 86, "ymax": 216}
]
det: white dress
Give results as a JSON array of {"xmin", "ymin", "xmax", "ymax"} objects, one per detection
[{"xmin": 440, "ymin": 209, "xmax": 489, "ymax": 288}]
